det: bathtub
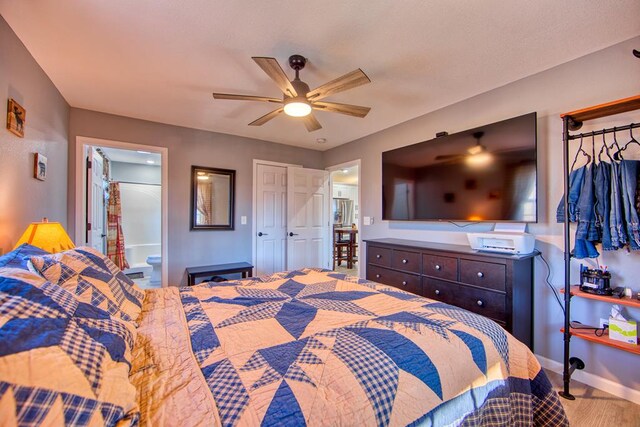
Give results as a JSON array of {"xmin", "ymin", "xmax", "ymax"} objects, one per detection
[{"xmin": 124, "ymin": 243, "xmax": 160, "ymax": 276}]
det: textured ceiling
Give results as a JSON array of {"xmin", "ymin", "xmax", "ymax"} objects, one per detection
[{"xmin": 1, "ymin": 1, "xmax": 639, "ymax": 151}]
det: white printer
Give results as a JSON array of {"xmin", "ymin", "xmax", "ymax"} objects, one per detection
[{"xmin": 467, "ymin": 223, "xmax": 535, "ymax": 255}]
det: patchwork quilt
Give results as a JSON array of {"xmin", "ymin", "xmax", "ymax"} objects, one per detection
[{"xmin": 132, "ymin": 269, "xmax": 568, "ymax": 426}]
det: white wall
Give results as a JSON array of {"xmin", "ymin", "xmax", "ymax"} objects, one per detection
[{"xmin": 323, "ymin": 37, "xmax": 640, "ymax": 393}]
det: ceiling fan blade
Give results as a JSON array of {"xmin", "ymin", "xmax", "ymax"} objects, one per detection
[
  {"xmin": 312, "ymin": 101, "xmax": 371, "ymax": 118},
  {"xmin": 306, "ymin": 69, "xmax": 371, "ymax": 101},
  {"xmin": 212, "ymin": 93, "xmax": 282, "ymax": 103},
  {"xmin": 302, "ymin": 113, "xmax": 322, "ymax": 132},
  {"xmin": 248, "ymin": 107, "xmax": 284, "ymax": 126},
  {"xmin": 252, "ymin": 57, "xmax": 298, "ymax": 97}
]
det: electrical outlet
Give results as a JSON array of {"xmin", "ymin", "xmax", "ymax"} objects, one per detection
[{"xmin": 241, "ymin": 216, "xmax": 247, "ymax": 225}]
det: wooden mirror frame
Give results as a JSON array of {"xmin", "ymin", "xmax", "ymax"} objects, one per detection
[{"xmin": 190, "ymin": 166, "xmax": 235, "ymax": 230}]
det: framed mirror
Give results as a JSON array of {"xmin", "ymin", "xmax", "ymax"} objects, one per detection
[{"xmin": 191, "ymin": 166, "xmax": 235, "ymax": 230}]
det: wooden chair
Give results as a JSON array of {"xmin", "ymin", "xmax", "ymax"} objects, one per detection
[{"xmin": 333, "ymin": 227, "xmax": 350, "ymax": 269}]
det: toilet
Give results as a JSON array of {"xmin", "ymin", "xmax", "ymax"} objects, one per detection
[{"xmin": 146, "ymin": 255, "xmax": 162, "ymax": 286}]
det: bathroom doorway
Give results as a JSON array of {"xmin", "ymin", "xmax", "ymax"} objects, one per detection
[
  {"xmin": 75, "ymin": 137, "xmax": 168, "ymax": 288},
  {"xmin": 327, "ymin": 160, "xmax": 360, "ymax": 277}
]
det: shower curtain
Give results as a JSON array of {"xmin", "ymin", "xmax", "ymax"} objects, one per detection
[{"xmin": 107, "ymin": 181, "xmax": 129, "ymax": 270}]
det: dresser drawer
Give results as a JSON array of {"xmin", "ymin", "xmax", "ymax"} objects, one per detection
[
  {"xmin": 422, "ymin": 277, "xmax": 456, "ymax": 304},
  {"xmin": 425, "ymin": 277, "xmax": 506, "ymax": 321},
  {"xmin": 391, "ymin": 249, "xmax": 421, "ymax": 273},
  {"xmin": 459, "ymin": 259, "xmax": 506, "ymax": 291},
  {"xmin": 367, "ymin": 265, "xmax": 421, "ymax": 295},
  {"xmin": 423, "ymin": 254, "xmax": 458, "ymax": 281},
  {"xmin": 367, "ymin": 246, "xmax": 392, "ymax": 267}
]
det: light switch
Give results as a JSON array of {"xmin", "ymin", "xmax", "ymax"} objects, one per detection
[
  {"xmin": 364, "ymin": 216, "xmax": 373, "ymax": 225},
  {"xmin": 241, "ymin": 216, "xmax": 247, "ymax": 225}
]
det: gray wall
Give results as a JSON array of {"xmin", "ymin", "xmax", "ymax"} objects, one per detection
[
  {"xmin": 68, "ymin": 109, "xmax": 324, "ymax": 284},
  {"xmin": 323, "ymin": 36, "xmax": 640, "ymax": 391},
  {"xmin": 0, "ymin": 15, "xmax": 69, "ymax": 253}
]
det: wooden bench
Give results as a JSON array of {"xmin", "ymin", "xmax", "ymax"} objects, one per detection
[{"xmin": 186, "ymin": 262, "xmax": 253, "ymax": 286}]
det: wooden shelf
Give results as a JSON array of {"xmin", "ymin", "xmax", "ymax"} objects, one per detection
[
  {"xmin": 560, "ymin": 94, "xmax": 640, "ymax": 123},
  {"xmin": 561, "ymin": 327, "xmax": 640, "ymax": 355},
  {"xmin": 561, "ymin": 285, "xmax": 640, "ymax": 309}
]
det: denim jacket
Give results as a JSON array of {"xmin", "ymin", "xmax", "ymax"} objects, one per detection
[
  {"xmin": 594, "ymin": 162, "xmax": 614, "ymax": 250},
  {"xmin": 556, "ymin": 167, "xmax": 585, "ymax": 223},
  {"xmin": 609, "ymin": 160, "xmax": 627, "ymax": 248},
  {"xmin": 620, "ymin": 160, "xmax": 640, "ymax": 250},
  {"xmin": 556, "ymin": 165, "xmax": 599, "ymax": 258}
]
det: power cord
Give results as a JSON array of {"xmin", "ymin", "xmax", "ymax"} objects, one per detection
[
  {"xmin": 538, "ymin": 253, "xmax": 609, "ymax": 338},
  {"xmin": 537, "ymin": 252, "xmax": 565, "ymax": 316},
  {"xmin": 447, "ymin": 221, "xmax": 480, "ymax": 228}
]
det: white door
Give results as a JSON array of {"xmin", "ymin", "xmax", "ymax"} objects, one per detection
[
  {"xmin": 87, "ymin": 148, "xmax": 106, "ymax": 253},
  {"xmin": 255, "ymin": 164, "xmax": 288, "ymax": 276},
  {"xmin": 287, "ymin": 167, "xmax": 330, "ymax": 270}
]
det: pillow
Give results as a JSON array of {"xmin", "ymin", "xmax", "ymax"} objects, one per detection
[
  {"xmin": 0, "ymin": 266, "xmax": 139, "ymax": 426},
  {"xmin": 31, "ymin": 247, "xmax": 145, "ymax": 325},
  {"xmin": 0, "ymin": 243, "xmax": 49, "ymax": 270}
]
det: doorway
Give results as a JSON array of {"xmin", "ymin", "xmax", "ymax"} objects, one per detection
[
  {"xmin": 252, "ymin": 160, "xmax": 331, "ymax": 276},
  {"xmin": 328, "ymin": 160, "xmax": 361, "ymax": 277},
  {"xmin": 75, "ymin": 137, "xmax": 168, "ymax": 288}
]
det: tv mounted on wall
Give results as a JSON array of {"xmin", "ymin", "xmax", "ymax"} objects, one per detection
[{"xmin": 382, "ymin": 112, "xmax": 537, "ymax": 222}]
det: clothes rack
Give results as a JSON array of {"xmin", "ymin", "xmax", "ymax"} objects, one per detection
[{"xmin": 559, "ymin": 94, "xmax": 640, "ymax": 400}]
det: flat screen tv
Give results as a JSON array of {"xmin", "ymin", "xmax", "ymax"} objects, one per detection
[{"xmin": 382, "ymin": 112, "xmax": 537, "ymax": 222}]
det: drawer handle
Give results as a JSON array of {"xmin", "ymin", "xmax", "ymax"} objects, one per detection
[
  {"xmin": 477, "ymin": 272, "xmax": 484, "ymax": 278},
  {"xmin": 435, "ymin": 264, "xmax": 441, "ymax": 270},
  {"xmin": 402, "ymin": 281, "xmax": 407, "ymax": 286},
  {"xmin": 435, "ymin": 289, "xmax": 440, "ymax": 295},
  {"xmin": 376, "ymin": 254, "xmax": 381, "ymax": 259},
  {"xmin": 477, "ymin": 300, "xmax": 484, "ymax": 307},
  {"xmin": 375, "ymin": 274, "xmax": 381, "ymax": 279},
  {"xmin": 402, "ymin": 259, "xmax": 408, "ymax": 264}
]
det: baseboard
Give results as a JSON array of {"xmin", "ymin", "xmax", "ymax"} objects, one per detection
[{"xmin": 536, "ymin": 354, "xmax": 640, "ymax": 405}]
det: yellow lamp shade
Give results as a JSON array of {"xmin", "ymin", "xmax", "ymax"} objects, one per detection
[{"xmin": 14, "ymin": 221, "xmax": 75, "ymax": 253}]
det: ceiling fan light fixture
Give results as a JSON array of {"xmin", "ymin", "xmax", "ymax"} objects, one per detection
[{"xmin": 283, "ymin": 97, "xmax": 312, "ymax": 117}]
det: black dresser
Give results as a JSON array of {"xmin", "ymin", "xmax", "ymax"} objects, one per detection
[{"xmin": 364, "ymin": 238, "xmax": 537, "ymax": 349}]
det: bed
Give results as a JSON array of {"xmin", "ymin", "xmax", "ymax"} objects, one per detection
[{"xmin": 0, "ymin": 245, "xmax": 568, "ymax": 426}]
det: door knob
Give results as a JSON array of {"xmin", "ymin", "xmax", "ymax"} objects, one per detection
[
  {"xmin": 477, "ymin": 272, "xmax": 484, "ymax": 278},
  {"xmin": 402, "ymin": 281, "xmax": 407, "ymax": 286},
  {"xmin": 375, "ymin": 274, "xmax": 380, "ymax": 279},
  {"xmin": 477, "ymin": 300, "xmax": 484, "ymax": 306},
  {"xmin": 288, "ymin": 232, "xmax": 299, "ymax": 237},
  {"xmin": 435, "ymin": 289, "xmax": 440, "ymax": 295},
  {"xmin": 402, "ymin": 259, "xmax": 408, "ymax": 264},
  {"xmin": 376, "ymin": 254, "xmax": 381, "ymax": 259},
  {"xmin": 435, "ymin": 264, "xmax": 441, "ymax": 270},
  {"xmin": 258, "ymin": 232, "xmax": 268, "ymax": 237},
  {"xmin": 100, "ymin": 234, "xmax": 106, "ymax": 238}
]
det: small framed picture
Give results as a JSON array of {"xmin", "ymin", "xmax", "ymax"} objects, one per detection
[
  {"xmin": 34, "ymin": 153, "xmax": 47, "ymax": 181},
  {"xmin": 7, "ymin": 98, "xmax": 26, "ymax": 138}
]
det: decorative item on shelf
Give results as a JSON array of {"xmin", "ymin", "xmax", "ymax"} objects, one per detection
[
  {"xmin": 33, "ymin": 153, "xmax": 47, "ymax": 181},
  {"xmin": 608, "ymin": 305, "xmax": 638, "ymax": 345},
  {"xmin": 14, "ymin": 218, "xmax": 75, "ymax": 253},
  {"xmin": 6, "ymin": 98, "xmax": 26, "ymax": 138},
  {"xmin": 579, "ymin": 264, "xmax": 612, "ymax": 296}
]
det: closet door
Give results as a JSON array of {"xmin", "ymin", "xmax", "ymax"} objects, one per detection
[
  {"xmin": 286, "ymin": 167, "xmax": 330, "ymax": 271},
  {"xmin": 255, "ymin": 164, "xmax": 287, "ymax": 276}
]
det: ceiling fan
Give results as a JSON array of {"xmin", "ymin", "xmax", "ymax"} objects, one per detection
[
  {"xmin": 435, "ymin": 131, "xmax": 487, "ymax": 161},
  {"xmin": 212, "ymin": 54, "xmax": 371, "ymax": 132}
]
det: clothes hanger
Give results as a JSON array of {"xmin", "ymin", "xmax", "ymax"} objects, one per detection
[
  {"xmin": 598, "ymin": 130, "xmax": 614, "ymax": 163},
  {"xmin": 610, "ymin": 127, "xmax": 624, "ymax": 161},
  {"xmin": 570, "ymin": 135, "xmax": 591, "ymax": 172},
  {"xmin": 613, "ymin": 125, "xmax": 639, "ymax": 160}
]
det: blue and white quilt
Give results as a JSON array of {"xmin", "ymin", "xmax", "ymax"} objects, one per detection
[{"xmin": 131, "ymin": 268, "xmax": 568, "ymax": 426}]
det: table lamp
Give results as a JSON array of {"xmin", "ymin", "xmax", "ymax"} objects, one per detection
[{"xmin": 14, "ymin": 218, "xmax": 75, "ymax": 253}]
